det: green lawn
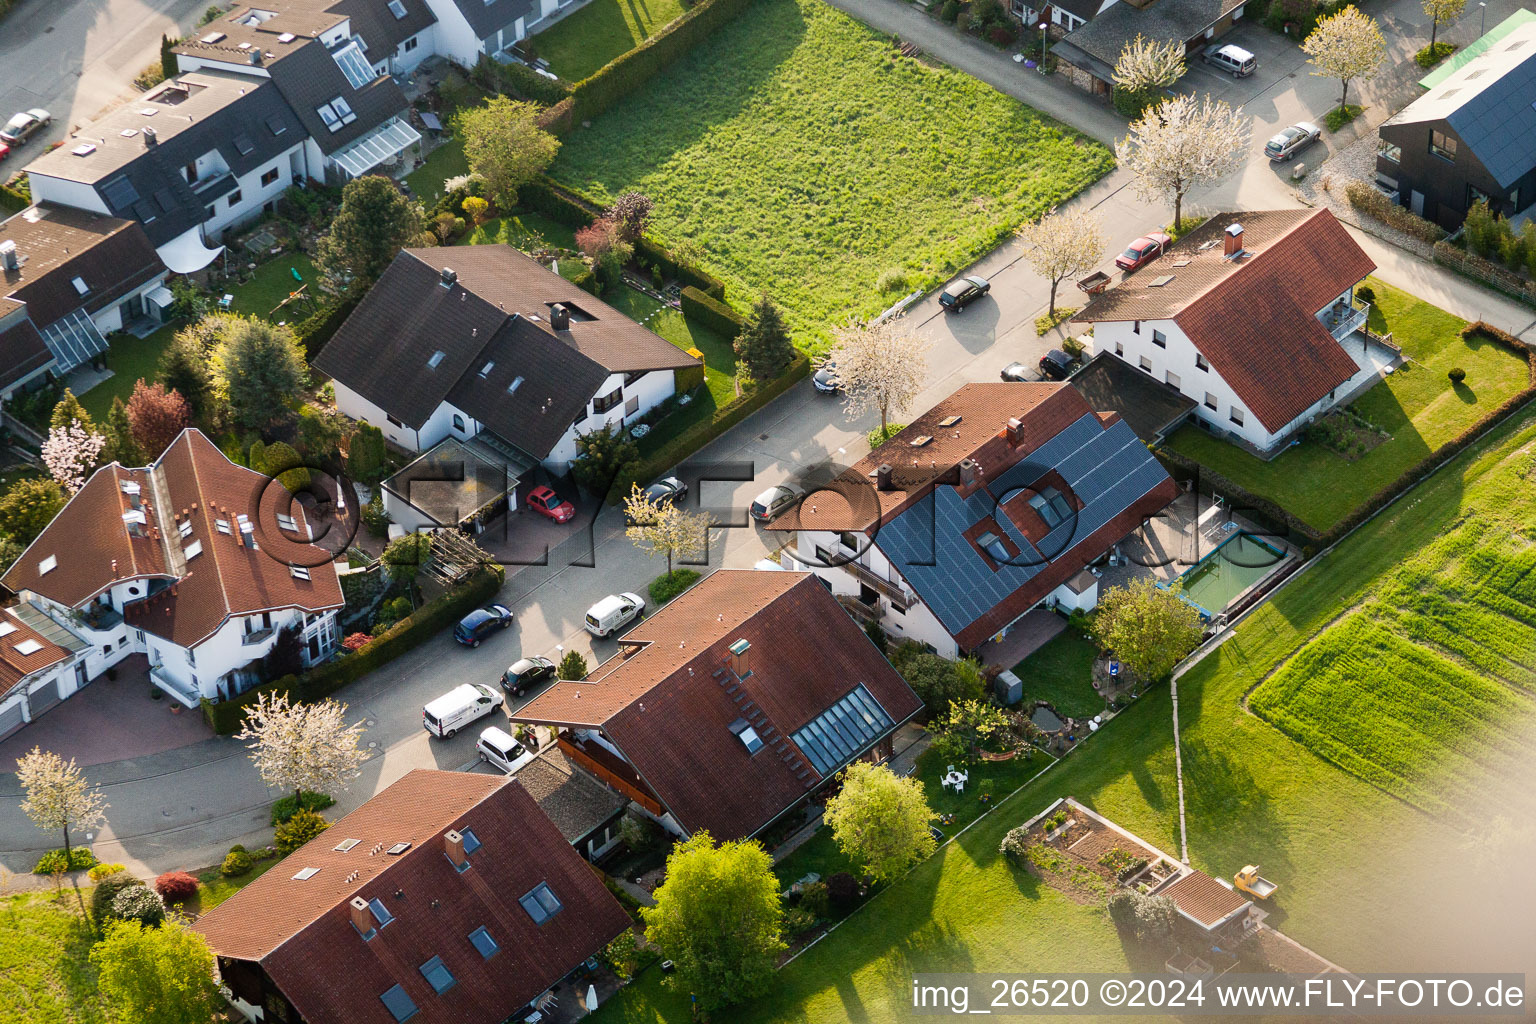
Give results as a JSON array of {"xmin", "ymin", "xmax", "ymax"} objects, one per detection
[
  {"xmin": 79, "ymin": 322, "xmax": 179, "ymax": 421},
  {"xmin": 0, "ymin": 894, "xmax": 107, "ymax": 1024},
  {"xmin": 1011, "ymin": 629, "xmax": 1104, "ymax": 718},
  {"xmin": 466, "ymin": 212, "xmax": 579, "ymax": 252},
  {"xmin": 549, "ymin": 0, "xmax": 1113, "ymax": 349},
  {"xmin": 195, "ymin": 855, "xmax": 279, "ymax": 912},
  {"xmin": 594, "ymin": 411, "xmax": 1536, "ymax": 1024},
  {"xmin": 1165, "ymin": 277, "xmax": 1529, "ymax": 532},
  {"xmin": 228, "ymin": 253, "xmax": 320, "ymax": 323},
  {"xmin": 405, "ymin": 138, "xmax": 470, "ymax": 204},
  {"xmin": 530, "ymin": 0, "xmax": 687, "ymax": 81}
]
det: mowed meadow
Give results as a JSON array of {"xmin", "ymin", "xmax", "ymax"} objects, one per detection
[
  {"xmin": 549, "ymin": 0, "xmax": 1114, "ymax": 345},
  {"xmin": 1250, "ymin": 432, "xmax": 1536, "ymax": 819}
]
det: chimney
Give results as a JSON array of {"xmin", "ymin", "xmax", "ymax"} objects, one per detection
[
  {"xmin": 248, "ymin": 48, "xmax": 263, "ymax": 65},
  {"xmin": 348, "ymin": 896, "xmax": 373, "ymax": 935},
  {"xmin": 440, "ymin": 267, "xmax": 457, "ymax": 288},
  {"xmin": 142, "ymin": 126, "xmax": 157, "ymax": 148},
  {"xmin": 0, "ymin": 240, "xmax": 16, "ymax": 273},
  {"xmin": 876, "ymin": 463, "xmax": 893, "ymax": 492},
  {"xmin": 1223, "ymin": 222, "xmax": 1244, "ymax": 257},
  {"xmin": 549, "ymin": 303, "xmax": 571, "ymax": 331},
  {"xmin": 1006, "ymin": 417, "xmax": 1024, "ymax": 447},
  {"xmin": 729, "ymin": 637, "xmax": 751, "ymax": 678},
  {"xmin": 443, "ymin": 829, "xmax": 468, "ymax": 870},
  {"xmin": 958, "ymin": 458, "xmax": 979, "ymax": 489}
]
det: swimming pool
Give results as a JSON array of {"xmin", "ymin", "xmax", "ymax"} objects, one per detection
[{"xmin": 1169, "ymin": 533, "xmax": 1288, "ymax": 617}]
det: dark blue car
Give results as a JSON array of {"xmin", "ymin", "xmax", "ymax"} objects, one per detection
[{"xmin": 454, "ymin": 604, "xmax": 513, "ymax": 647}]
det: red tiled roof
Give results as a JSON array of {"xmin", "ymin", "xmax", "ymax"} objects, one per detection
[
  {"xmin": 512, "ymin": 571, "xmax": 923, "ymax": 840},
  {"xmin": 1165, "ymin": 870, "xmax": 1253, "ymax": 928},
  {"xmin": 195, "ymin": 770, "xmax": 630, "ymax": 1024},
  {"xmin": 2, "ymin": 429, "xmax": 343, "ymax": 648},
  {"xmin": 0, "ymin": 607, "xmax": 70, "ymax": 699},
  {"xmin": 1076, "ymin": 209, "xmax": 1375, "ymax": 433}
]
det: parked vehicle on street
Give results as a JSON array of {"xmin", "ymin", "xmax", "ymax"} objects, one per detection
[
  {"xmin": 525, "ymin": 485, "xmax": 575, "ymax": 523},
  {"xmin": 1264, "ymin": 122, "xmax": 1321, "ymax": 162},
  {"xmin": 625, "ymin": 476, "xmax": 687, "ymax": 524},
  {"xmin": 501, "ymin": 656, "xmax": 556, "ymax": 696},
  {"xmin": 1115, "ymin": 232, "xmax": 1172, "ymax": 272},
  {"xmin": 1000, "ymin": 362, "xmax": 1032, "ymax": 383},
  {"xmin": 0, "ymin": 142, "xmax": 10, "ymax": 162},
  {"xmin": 0, "ymin": 109, "xmax": 51, "ymax": 145},
  {"xmin": 454, "ymin": 604, "xmax": 513, "ymax": 647},
  {"xmin": 813, "ymin": 359, "xmax": 841, "ymax": 394},
  {"xmin": 585, "ymin": 592, "xmax": 646, "ymax": 637},
  {"xmin": 423, "ymin": 683, "xmax": 503, "ymax": 738},
  {"xmin": 476, "ymin": 726, "xmax": 533, "ymax": 773},
  {"xmin": 1202, "ymin": 43, "xmax": 1256, "ymax": 77},
  {"xmin": 749, "ymin": 483, "xmax": 804, "ymax": 522},
  {"xmin": 1038, "ymin": 349, "xmax": 1075, "ymax": 381},
  {"xmin": 939, "ymin": 275, "xmax": 991, "ymax": 312}
]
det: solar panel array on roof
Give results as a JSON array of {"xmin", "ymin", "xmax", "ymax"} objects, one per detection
[
  {"xmin": 101, "ymin": 176, "xmax": 140, "ymax": 209},
  {"xmin": 878, "ymin": 414, "xmax": 1170, "ymax": 634},
  {"xmin": 791, "ymin": 684, "xmax": 893, "ymax": 776}
]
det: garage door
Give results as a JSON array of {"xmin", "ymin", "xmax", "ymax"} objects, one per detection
[
  {"xmin": 26, "ymin": 679, "xmax": 62, "ymax": 719},
  {"xmin": 0, "ymin": 699, "xmax": 24, "ymax": 742}
]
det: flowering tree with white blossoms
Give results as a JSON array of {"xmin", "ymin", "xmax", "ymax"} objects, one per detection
[
  {"xmin": 1016, "ymin": 207, "xmax": 1105, "ymax": 316},
  {"xmin": 15, "ymin": 747, "xmax": 108, "ymax": 861},
  {"xmin": 235, "ymin": 692, "xmax": 368, "ymax": 808},
  {"xmin": 41, "ymin": 420, "xmax": 107, "ymax": 494},
  {"xmin": 1112, "ymin": 34, "xmax": 1186, "ymax": 94},
  {"xmin": 1116, "ymin": 94, "xmax": 1251, "ymax": 231},
  {"xmin": 1302, "ymin": 5, "xmax": 1387, "ymax": 110},
  {"xmin": 831, "ymin": 315, "xmax": 929, "ymax": 442}
]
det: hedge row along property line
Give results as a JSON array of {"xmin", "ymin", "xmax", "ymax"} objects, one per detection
[
  {"xmin": 1432, "ymin": 240, "xmax": 1536, "ymax": 309},
  {"xmin": 566, "ymin": 0, "xmax": 755, "ymax": 123},
  {"xmin": 201, "ymin": 566, "xmax": 505, "ymax": 734},
  {"xmin": 294, "ymin": 296, "xmax": 361, "ymax": 363},
  {"xmin": 0, "ymin": 182, "xmax": 27, "ymax": 214},
  {"xmin": 1157, "ymin": 322, "xmax": 1536, "ymax": 552},
  {"xmin": 679, "ymin": 285, "xmax": 745, "ymax": 336}
]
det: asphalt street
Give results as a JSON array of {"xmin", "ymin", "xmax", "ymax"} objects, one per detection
[{"xmin": 2, "ymin": 0, "xmax": 1534, "ymax": 874}]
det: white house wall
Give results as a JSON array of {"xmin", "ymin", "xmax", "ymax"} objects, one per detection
[
  {"xmin": 545, "ymin": 369, "xmax": 676, "ymax": 471},
  {"xmin": 418, "ymin": 0, "xmax": 483, "ymax": 64},
  {"xmin": 391, "ymin": 28, "xmax": 435, "ymax": 72},
  {"xmin": 334, "ymin": 379, "xmax": 424, "ymax": 450},
  {"xmin": 89, "ymin": 273, "xmax": 170, "ymax": 335},
  {"xmin": 23, "ymin": 174, "xmax": 111, "ymax": 214},
  {"xmin": 203, "ymin": 147, "xmax": 306, "ymax": 243}
]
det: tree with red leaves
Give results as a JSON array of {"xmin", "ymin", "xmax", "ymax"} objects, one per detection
[{"xmin": 126, "ymin": 379, "xmax": 191, "ymax": 460}]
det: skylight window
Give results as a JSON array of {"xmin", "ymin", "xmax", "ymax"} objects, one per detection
[
  {"xmin": 38, "ymin": 555, "xmax": 57, "ymax": 575},
  {"xmin": 728, "ymin": 717, "xmax": 764, "ymax": 753},
  {"xmin": 332, "ymin": 42, "xmax": 375, "ymax": 89},
  {"xmin": 1028, "ymin": 487, "xmax": 1073, "ymax": 529},
  {"xmin": 520, "ymin": 883, "xmax": 563, "ymax": 925},
  {"xmin": 184, "ymin": 539, "xmax": 204, "ymax": 560},
  {"xmin": 0, "ymin": 623, "xmax": 15, "ymax": 638},
  {"xmin": 506, "ymin": 375, "xmax": 524, "ymax": 394},
  {"xmin": 388, "ymin": 0, "xmax": 407, "ymax": 16},
  {"xmin": 386, "ymin": 842, "xmax": 411, "ymax": 855},
  {"xmin": 460, "ymin": 828, "xmax": 481, "ymax": 855},
  {"xmin": 13, "ymin": 639, "xmax": 43, "ymax": 656},
  {"xmin": 367, "ymin": 897, "xmax": 394, "ymax": 928},
  {"xmin": 233, "ymin": 134, "xmax": 255, "ymax": 156},
  {"xmin": 333, "ymin": 837, "xmax": 361, "ymax": 851},
  {"xmin": 265, "ymin": 114, "xmax": 287, "ymax": 136},
  {"xmin": 216, "ymin": 519, "xmax": 232, "ymax": 534},
  {"xmin": 419, "ymin": 956, "xmax": 456, "ymax": 995},
  {"xmin": 976, "ymin": 531, "xmax": 1010, "ymax": 563},
  {"xmin": 71, "ymin": 277, "xmax": 88, "ymax": 295},
  {"xmin": 379, "ymin": 985, "xmax": 417, "ymax": 1023},
  {"xmin": 291, "ymin": 566, "xmax": 311, "ymax": 580},
  {"xmin": 178, "ymin": 519, "xmax": 193, "ymax": 538},
  {"xmin": 478, "ymin": 360, "xmax": 495, "ymax": 377},
  {"xmin": 427, "ymin": 350, "xmax": 446, "ymax": 368},
  {"xmin": 317, "ymin": 104, "xmax": 340, "ymax": 130},
  {"xmin": 791, "ymin": 684, "xmax": 894, "ymax": 777},
  {"xmin": 291, "ymin": 867, "xmax": 320, "ymax": 880},
  {"xmin": 71, "ymin": 144, "xmax": 96, "ymax": 157},
  {"xmin": 277, "ymin": 31, "xmax": 296, "ymax": 42},
  {"xmin": 276, "ymin": 512, "xmax": 298, "ymax": 531},
  {"xmin": 468, "ymin": 926, "xmax": 500, "ymax": 959}
]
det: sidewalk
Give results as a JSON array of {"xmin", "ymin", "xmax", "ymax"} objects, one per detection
[{"xmin": 1349, "ymin": 230, "xmax": 1536, "ymax": 341}]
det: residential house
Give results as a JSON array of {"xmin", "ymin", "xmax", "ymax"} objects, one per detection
[
  {"xmin": 0, "ymin": 605, "xmax": 91, "ymax": 741},
  {"xmin": 1075, "ymin": 209, "xmax": 1390, "ymax": 457},
  {"xmin": 315, "ymin": 245, "xmax": 700, "ymax": 479},
  {"xmin": 767, "ymin": 383, "xmax": 1180, "ymax": 659},
  {"xmin": 1377, "ymin": 19, "xmax": 1536, "ymax": 230},
  {"xmin": 1049, "ymin": 0, "xmax": 1251, "ymax": 97},
  {"xmin": 194, "ymin": 769, "xmax": 632, "ymax": 1024},
  {"xmin": 511, "ymin": 570, "xmax": 924, "ymax": 841},
  {"xmin": 0, "ymin": 204, "xmax": 168, "ymax": 401},
  {"xmin": 514, "ymin": 745, "xmax": 628, "ymax": 861},
  {"xmin": 419, "ymin": 0, "xmax": 538, "ymax": 67},
  {"xmin": 0, "ymin": 429, "xmax": 344, "ymax": 709}
]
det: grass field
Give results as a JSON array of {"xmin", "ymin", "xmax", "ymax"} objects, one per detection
[
  {"xmin": 549, "ymin": 0, "xmax": 1112, "ymax": 348},
  {"xmin": 466, "ymin": 212, "xmax": 579, "ymax": 252},
  {"xmin": 1164, "ymin": 277, "xmax": 1529, "ymax": 532},
  {"xmin": 79, "ymin": 322, "xmax": 178, "ymax": 421},
  {"xmin": 593, "ymin": 411, "xmax": 1536, "ymax": 1024},
  {"xmin": 1011, "ymin": 629, "xmax": 1103, "ymax": 718},
  {"xmin": 405, "ymin": 139, "xmax": 470, "ymax": 204},
  {"xmin": 530, "ymin": 0, "xmax": 687, "ymax": 81},
  {"xmin": 228, "ymin": 253, "xmax": 320, "ymax": 322},
  {"xmin": 0, "ymin": 895, "xmax": 106, "ymax": 1024}
]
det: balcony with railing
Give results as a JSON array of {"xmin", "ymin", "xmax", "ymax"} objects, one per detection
[
  {"xmin": 817, "ymin": 548, "xmax": 917, "ymax": 612},
  {"xmin": 1318, "ymin": 299, "xmax": 1369, "ymax": 341},
  {"xmin": 241, "ymin": 626, "xmax": 275, "ymax": 646},
  {"xmin": 149, "ymin": 665, "xmax": 201, "ymax": 708}
]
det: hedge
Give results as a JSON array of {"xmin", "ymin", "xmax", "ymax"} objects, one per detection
[
  {"xmin": 675, "ymin": 348, "xmax": 706, "ymax": 393},
  {"xmin": 1433, "ymin": 241, "xmax": 1536, "ymax": 308},
  {"xmin": 607, "ymin": 353, "xmax": 809, "ymax": 502},
  {"xmin": 201, "ymin": 565, "xmax": 505, "ymax": 733},
  {"xmin": 680, "ymin": 286, "xmax": 744, "ymax": 337},
  {"xmin": 521, "ymin": 176, "xmax": 601, "ymax": 230},
  {"xmin": 0, "ymin": 183, "xmax": 26, "ymax": 214},
  {"xmin": 569, "ymin": 0, "xmax": 755, "ymax": 122},
  {"xmin": 472, "ymin": 54, "xmax": 572, "ymax": 107},
  {"xmin": 635, "ymin": 237, "xmax": 725, "ymax": 299},
  {"xmin": 294, "ymin": 297, "xmax": 360, "ymax": 363},
  {"xmin": 1343, "ymin": 181, "xmax": 1445, "ymax": 246}
]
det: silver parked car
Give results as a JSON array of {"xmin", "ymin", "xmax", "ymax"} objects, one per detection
[
  {"xmin": 0, "ymin": 109, "xmax": 51, "ymax": 145},
  {"xmin": 1264, "ymin": 122, "xmax": 1321, "ymax": 162}
]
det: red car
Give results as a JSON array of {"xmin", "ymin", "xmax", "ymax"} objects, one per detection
[
  {"xmin": 0, "ymin": 142, "xmax": 10, "ymax": 162},
  {"xmin": 1115, "ymin": 232, "xmax": 1172, "ymax": 272},
  {"xmin": 525, "ymin": 485, "xmax": 575, "ymax": 523}
]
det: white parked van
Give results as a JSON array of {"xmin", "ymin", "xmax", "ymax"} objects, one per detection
[
  {"xmin": 476, "ymin": 726, "xmax": 535, "ymax": 774},
  {"xmin": 1202, "ymin": 43, "xmax": 1256, "ymax": 77},
  {"xmin": 584, "ymin": 592, "xmax": 646, "ymax": 638},
  {"xmin": 423, "ymin": 683, "xmax": 503, "ymax": 739}
]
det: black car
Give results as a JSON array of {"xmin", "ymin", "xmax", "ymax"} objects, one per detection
[
  {"xmin": 453, "ymin": 604, "xmax": 513, "ymax": 647},
  {"xmin": 1038, "ymin": 349, "xmax": 1075, "ymax": 381},
  {"xmin": 1000, "ymin": 361, "xmax": 1031, "ymax": 383},
  {"xmin": 625, "ymin": 476, "xmax": 687, "ymax": 524},
  {"xmin": 501, "ymin": 656, "xmax": 556, "ymax": 695},
  {"xmin": 939, "ymin": 275, "xmax": 991, "ymax": 312},
  {"xmin": 812, "ymin": 360, "xmax": 841, "ymax": 394}
]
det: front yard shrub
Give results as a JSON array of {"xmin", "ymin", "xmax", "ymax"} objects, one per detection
[
  {"xmin": 33, "ymin": 847, "xmax": 96, "ymax": 875},
  {"xmin": 680, "ymin": 286, "xmax": 745, "ymax": 337},
  {"xmin": 220, "ymin": 849, "xmax": 254, "ymax": 878},
  {"xmin": 649, "ymin": 568, "xmax": 701, "ymax": 604},
  {"xmin": 999, "ymin": 824, "xmax": 1031, "ymax": 863},
  {"xmin": 939, "ymin": 0, "xmax": 960, "ymax": 20},
  {"xmin": 270, "ymin": 790, "xmax": 336, "ymax": 826},
  {"xmin": 88, "ymin": 862, "xmax": 127, "ymax": 882},
  {"xmin": 1354, "ymin": 284, "xmax": 1375, "ymax": 304},
  {"xmin": 111, "ymin": 885, "xmax": 166, "ymax": 928},
  {"xmin": 1414, "ymin": 41, "xmax": 1455, "ymax": 67},
  {"xmin": 153, "ymin": 871, "xmax": 200, "ymax": 904},
  {"xmin": 1448, "ymin": 367, "xmax": 1466, "ymax": 383},
  {"xmin": 346, "ymin": 423, "xmax": 389, "ymax": 485},
  {"xmin": 91, "ymin": 874, "xmax": 145, "ymax": 927},
  {"xmin": 867, "ymin": 423, "xmax": 905, "ymax": 448},
  {"xmin": 275, "ymin": 809, "xmax": 331, "ymax": 855},
  {"xmin": 826, "ymin": 871, "xmax": 862, "ymax": 914},
  {"xmin": 1343, "ymin": 181, "xmax": 1445, "ymax": 245},
  {"xmin": 1322, "ymin": 104, "xmax": 1362, "ymax": 132},
  {"xmin": 1035, "ymin": 307, "xmax": 1078, "ymax": 336},
  {"xmin": 797, "ymin": 880, "xmax": 830, "ymax": 919},
  {"xmin": 784, "ymin": 906, "xmax": 817, "ymax": 935}
]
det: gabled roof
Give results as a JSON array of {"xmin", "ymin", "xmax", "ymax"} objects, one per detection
[
  {"xmin": 0, "ymin": 607, "xmax": 72, "ymax": 699},
  {"xmin": 514, "ymin": 746, "xmax": 627, "ymax": 846},
  {"xmin": 442, "ymin": 0, "xmax": 537, "ymax": 42},
  {"xmin": 1418, "ymin": 9, "xmax": 1536, "ymax": 89},
  {"xmin": 0, "ymin": 317, "xmax": 53, "ymax": 392},
  {"xmin": 262, "ymin": 40, "xmax": 411, "ymax": 155},
  {"xmin": 195, "ymin": 770, "xmax": 631, "ymax": 1024},
  {"xmin": 2, "ymin": 429, "xmax": 343, "ymax": 649},
  {"xmin": 1383, "ymin": 20, "xmax": 1536, "ymax": 187},
  {"xmin": 0, "ymin": 205, "xmax": 166, "ymax": 328},
  {"xmin": 1076, "ymin": 209, "xmax": 1374, "ymax": 433},
  {"xmin": 1164, "ymin": 869, "xmax": 1254, "ymax": 929},
  {"xmin": 1053, "ymin": 0, "xmax": 1245, "ymax": 69},
  {"xmin": 512, "ymin": 571, "xmax": 923, "ymax": 841},
  {"xmin": 333, "ymin": 0, "xmax": 436, "ymax": 54},
  {"xmin": 315, "ymin": 247, "xmax": 699, "ymax": 456}
]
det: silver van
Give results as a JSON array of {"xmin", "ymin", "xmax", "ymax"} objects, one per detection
[
  {"xmin": 1202, "ymin": 43, "xmax": 1256, "ymax": 77},
  {"xmin": 423, "ymin": 683, "xmax": 503, "ymax": 739},
  {"xmin": 584, "ymin": 592, "xmax": 646, "ymax": 638},
  {"xmin": 476, "ymin": 725, "xmax": 534, "ymax": 774}
]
